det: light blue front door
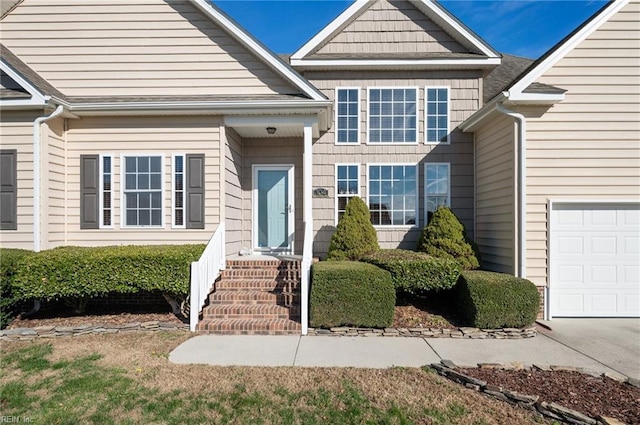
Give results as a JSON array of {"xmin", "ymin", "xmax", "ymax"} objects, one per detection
[{"xmin": 256, "ymin": 169, "xmax": 290, "ymax": 251}]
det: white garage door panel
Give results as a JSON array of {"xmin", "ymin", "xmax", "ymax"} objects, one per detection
[{"xmin": 551, "ymin": 204, "xmax": 640, "ymax": 317}]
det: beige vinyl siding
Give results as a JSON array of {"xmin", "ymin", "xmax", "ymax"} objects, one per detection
[
  {"xmin": 224, "ymin": 128, "xmax": 243, "ymax": 256},
  {"xmin": 522, "ymin": 0, "xmax": 640, "ymax": 287},
  {"xmin": 474, "ymin": 113, "xmax": 516, "ymax": 274},
  {"xmin": 314, "ymin": 0, "xmax": 467, "ymax": 56},
  {"xmin": 304, "ymin": 70, "xmax": 480, "ymax": 256},
  {"xmin": 1, "ymin": 0, "xmax": 299, "ymax": 97},
  {"xmin": 65, "ymin": 116, "xmax": 221, "ymax": 246},
  {"xmin": 42, "ymin": 116, "xmax": 66, "ymax": 249},
  {"xmin": 0, "ymin": 110, "xmax": 40, "ymax": 249},
  {"xmin": 241, "ymin": 138, "xmax": 303, "ymax": 255}
]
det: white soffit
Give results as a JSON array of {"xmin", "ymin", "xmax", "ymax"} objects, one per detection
[{"xmin": 0, "ymin": 60, "xmax": 48, "ymax": 107}]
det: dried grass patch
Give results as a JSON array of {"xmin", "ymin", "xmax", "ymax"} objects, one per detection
[{"xmin": 1, "ymin": 333, "xmax": 550, "ymax": 424}]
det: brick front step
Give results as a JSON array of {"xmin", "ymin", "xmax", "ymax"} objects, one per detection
[
  {"xmin": 220, "ymin": 269, "xmax": 300, "ymax": 280},
  {"xmin": 226, "ymin": 259, "xmax": 300, "ymax": 269},
  {"xmin": 214, "ymin": 279, "xmax": 298, "ymax": 291},
  {"xmin": 196, "ymin": 318, "xmax": 301, "ymax": 335},
  {"xmin": 209, "ymin": 290, "xmax": 299, "ymax": 305},
  {"xmin": 202, "ymin": 303, "xmax": 300, "ymax": 320}
]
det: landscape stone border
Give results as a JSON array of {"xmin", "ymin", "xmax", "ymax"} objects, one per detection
[
  {"xmin": 430, "ymin": 360, "xmax": 638, "ymax": 425},
  {"xmin": 307, "ymin": 326, "xmax": 537, "ymax": 339},
  {"xmin": 1, "ymin": 323, "xmax": 536, "ymax": 340},
  {"xmin": 0, "ymin": 321, "xmax": 189, "ymax": 341}
]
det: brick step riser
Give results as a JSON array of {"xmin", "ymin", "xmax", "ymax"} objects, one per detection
[
  {"xmin": 220, "ymin": 271, "xmax": 300, "ymax": 280},
  {"xmin": 203, "ymin": 308, "xmax": 300, "ymax": 316},
  {"xmin": 226, "ymin": 260, "xmax": 302, "ymax": 269},
  {"xmin": 196, "ymin": 319, "xmax": 301, "ymax": 334},
  {"xmin": 215, "ymin": 281, "xmax": 300, "ymax": 292},
  {"xmin": 203, "ymin": 314, "xmax": 300, "ymax": 320},
  {"xmin": 208, "ymin": 295, "xmax": 300, "ymax": 305}
]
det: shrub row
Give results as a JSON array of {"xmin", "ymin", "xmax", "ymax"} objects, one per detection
[
  {"xmin": 456, "ymin": 270, "xmax": 540, "ymax": 329},
  {"xmin": 0, "ymin": 249, "xmax": 35, "ymax": 329},
  {"xmin": 11, "ymin": 244, "xmax": 205, "ymax": 305},
  {"xmin": 362, "ymin": 249, "xmax": 460, "ymax": 295},
  {"xmin": 310, "ymin": 261, "xmax": 395, "ymax": 328}
]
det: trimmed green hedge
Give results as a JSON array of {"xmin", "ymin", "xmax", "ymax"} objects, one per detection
[
  {"xmin": 362, "ymin": 249, "xmax": 460, "ymax": 295},
  {"xmin": 1, "ymin": 249, "xmax": 35, "ymax": 329},
  {"xmin": 456, "ymin": 270, "xmax": 540, "ymax": 329},
  {"xmin": 12, "ymin": 245, "xmax": 205, "ymax": 304},
  {"xmin": 310, "ymin": 261, "xmax": 395, "ymax": 328}
]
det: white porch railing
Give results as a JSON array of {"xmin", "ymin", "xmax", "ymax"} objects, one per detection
[
  {"xmin": 190, "ymin": 222, "xmax": 225, "ymax": 331},
  {"xmin": 300, "ymin": 222, "xmax": 313, "ymax": 335}
]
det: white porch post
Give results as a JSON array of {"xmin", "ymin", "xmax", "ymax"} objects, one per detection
[{"xmin": 301, "ymin": 123, "xmax": 313, "ymax": 335}]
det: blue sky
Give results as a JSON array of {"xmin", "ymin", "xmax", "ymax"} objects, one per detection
[{"xmin": 214, "ymin": 0, "xmax": 608, "ymax": 59}]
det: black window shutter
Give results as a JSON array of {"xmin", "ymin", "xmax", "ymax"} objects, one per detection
[
  {"xmin": 80, "ymin": 154, "xmax": 99, "ymax": 229},
  {"xmin": 186, "ymin": 154, "xmax": 205, "ymax": 229},
  {"xmin": 0, "ymin": 150, "xmax": 18, "ymax": 230}
]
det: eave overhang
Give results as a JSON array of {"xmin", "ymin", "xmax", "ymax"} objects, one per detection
[{"xmin": 290, "ymin": 58, "xmax": 501, "ymax": 71}]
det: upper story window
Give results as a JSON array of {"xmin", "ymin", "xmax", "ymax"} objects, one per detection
[
  {"xmin": 335, "ymin": 164, "xmax": 360, "ymax": 223},
  {"xmin": 335, "ymin": 88, "xmax": 360, "ymax": 144},
  {"xmin": 368, "ymin": 88, "xmax": 418, "ymax": 144},
  {"xmin": 425, "ymin": 163, "xmax": 450, "ymax": 223},
  {"xmin": 426, "ymin": 87, "xmax": 450, "ymax": 144},
  {"xmin": 123, "ymin": 155, "xmax": 163, "ymax": 227},
  {"xmin": 368, "ymin": 164, "xmax": 417, "ymax": 227}
]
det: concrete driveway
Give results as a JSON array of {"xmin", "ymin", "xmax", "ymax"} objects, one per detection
[{"xmin": 537, "ymin": 318, "xmax": 640, "ymax": 379}]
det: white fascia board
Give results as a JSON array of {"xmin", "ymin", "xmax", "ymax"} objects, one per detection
[
  {"xmin": 0, "ymin": 60, "xmax": 49, "ymax": 106},
  {"xmin": 189, "ymin": 0, "xmax": 326, "ymax": 102},
  {"xmin": 291, "ymin": 0, "xmax": 370, "ymax": 60},
  {"xmin": 417, "ymin": 0, "xmax": 500, "ymax": 58},
  {"xmin": 504, "ymin": 92, "xmax": 566, "ymax": 104},
  {"xmin": 224, "ymin": 115, "xmax": 319, "ymax": 127},
  {"xmin": 509, "ymin": 0, "xmax": 629, "ymax": 96},
  {"xmin": 65, "ymin": 99, "xmax": 331, "ymax": 115},
  {"xmin": 290, "ymin": 58, "xmax": 501, "ymax": 69}
]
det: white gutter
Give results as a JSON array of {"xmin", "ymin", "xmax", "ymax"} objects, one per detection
[
  {"xmin": 496, "ymin": 102, "xmax": 527, "ymax": 279},
  {"xmin": 33, "ymin": 105, "xmax": 64, "ymax": 252}
]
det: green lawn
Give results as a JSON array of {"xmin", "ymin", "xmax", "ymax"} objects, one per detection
[{"xmin": 0, "ymin": 332, "xmax": 549, "ymax": 425}]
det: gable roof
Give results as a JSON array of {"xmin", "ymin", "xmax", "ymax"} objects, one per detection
[
  {"xmin": 0, "ymin": 43, "xmax": 66, "ymax": 108},
  {"xmin": 1, "ymin": 0, "xmax": 329, "ymax": 108},
  {"xmin": 502, "ymin": 0, "xmax": 628, "ymax": 102},
  {"xmin": 461, "ymin": 0, "xmax": 628, "ymax": 131},
  {"xmin": 291, "ymin": 0, "xmax": 501, "ymax": 69},
  {"xmin": 190, "ymin": 0, "xmax": 327, "ymax": 102}
]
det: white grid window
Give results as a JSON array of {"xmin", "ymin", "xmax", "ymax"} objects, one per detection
[
  {"xmin": 368, "ymin": 88, "xmax": 417, "ymax": 144},
  {"xmin": 336, "ymin": 88, "xmax": 359, "ymax": 144},
  {"xmin": 101, "ymin": 155, "xmax": 112, "ymax": 227},
  {"xmin": 426, "ymin": 87, "xmax": 449, "ymax": 143},
  {"xmin": 173, "ymin": 155, "xmax": 185, "ymax": 227},
  {"xmin": 336, "ymin": 164, "xmax": 359, "ymax": 223},
  {"xmin": 368, "ymin": 164, "xmax": 417, "ymax": 226},
  {"xmin": 425, "ymin": 163, "xmax": 450, "ymax": 222},
  {"xmin": 123, "ymin": 156, "xmax": 162, "ymax": 227}
]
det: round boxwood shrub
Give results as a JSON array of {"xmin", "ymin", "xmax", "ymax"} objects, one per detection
[
  {"xmin": 456, "ymin": 270, "xmax": 540, "ymax": 329},
  {"xmin": 362, "ymin": 249, "xmax": 460, "ymax": 295},
  {"xmin": 327, "ymin": 197, "xmax": 379, "ymax": 261},
  {"xmin": 417, "ymin": 206, "xmax": 479, "ymax": 270},
  {"xmin": 310, "ymin": 261, "xmax": 395, "ymax": 328}
]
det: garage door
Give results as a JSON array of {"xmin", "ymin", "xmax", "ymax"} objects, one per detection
[{"xmin": 550, "ymin": 202, "xmax": 640, "ymax": 317}]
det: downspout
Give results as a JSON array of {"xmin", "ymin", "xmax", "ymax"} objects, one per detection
[
  {"xmin": 33, "ymin": 104, "xmax": 64, "ymax": 252},
  {"xmin": 496, "ymin": 102, "xmax": 527, "ymax": 279}
]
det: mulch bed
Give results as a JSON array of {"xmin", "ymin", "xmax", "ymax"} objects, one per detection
[
  {"xmin": 459, "ymin": 368, "xmax": 640, "ymax": 424},
  {"xmin": 393, "ymin": 293, "xmax": 461, "ymax": 329},
  {"xmin": 7, "ymin": 302, "xmax": 185, "ymax": 329}
]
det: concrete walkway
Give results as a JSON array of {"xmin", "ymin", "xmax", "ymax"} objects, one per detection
[{"xmin": 170, "ymin": 319, "xmax": 640, "ymax": 380}]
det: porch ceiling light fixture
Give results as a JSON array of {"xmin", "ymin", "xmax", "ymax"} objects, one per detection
[{"xmin": 266, "ymin": 126, "xmax": 277, "ymax": 135}]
